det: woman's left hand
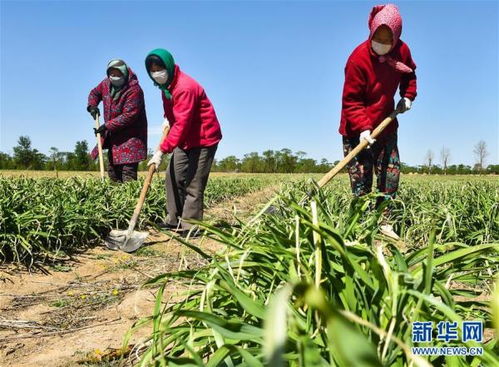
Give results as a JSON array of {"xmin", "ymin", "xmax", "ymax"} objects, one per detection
[
  {"xmin": 94, "ymin": 124, "xmax": 107, "ymax": 136},
  {"xmin": 162, "ymin": 118, "xmax": 170, "ymax": 132},
  {"xmin": 396, "ymin": 97, "xmax": 412, "ymax": 113}
]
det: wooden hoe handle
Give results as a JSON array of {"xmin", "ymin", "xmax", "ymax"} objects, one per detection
[
  {"xmin": 126, "ymin": 126, "xmax": 170, "ymax": 233},
  {"xmin": 94, "ymin": 115, "xmax": 105, "ymax": 181},
  {"xmin": 317, "ymin": 111, "xmax": 399, "ymax": 188}
]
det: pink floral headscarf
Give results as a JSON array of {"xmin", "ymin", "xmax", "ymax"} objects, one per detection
[{"xmin": 368, "ymin": 4, "xmax": 413, "ymax": 73}]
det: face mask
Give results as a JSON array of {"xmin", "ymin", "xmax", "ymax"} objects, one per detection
[
  {"xmin": 151, "ymin": 70, "xmax": 168, "ymax": 85},
  {"xmin": 109, "ymin": 75, "xmax": 125, "ymax": 88},
  {"xmin": 371, "ymin": 40, "xmax": 391, "ymax": 56}
]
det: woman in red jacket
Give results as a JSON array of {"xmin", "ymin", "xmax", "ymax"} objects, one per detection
[
  {"xmin": 339, "ymin": 4, "xmax": 417, "ymax": 239},
  {"xmin": 146, "ymin": 48, "xmax": 222, "ymax": 236}
]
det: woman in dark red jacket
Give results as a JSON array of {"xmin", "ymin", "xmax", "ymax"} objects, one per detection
[
  {"xmin": 87, "ymin": 59, "xmax": 148, "ymax": 182},
  {"xmin": 339, "ymin": 4, "xmax": 417, "ymax": 239},
  {"xmin": 146, "ymin": 48, "xmax": 222, "ymax": 236}
]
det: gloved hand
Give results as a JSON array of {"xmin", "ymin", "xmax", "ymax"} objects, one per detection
[
  {"xmin": 360, "ymin": 130, "xmax": 375, "ymax": 145},
  {"xmin": 162, "ymin": 117, "xmax": 170, "ymax": 132},
  {"xmin": 87, "ymin": 106, "xmax": 100, "ymax": 120},
  {"xmin": 148, "ymin": 150, "xmax": 164, "ymax": 170},
  {"xmin": 396, "ymin": 97, "xmax": 412, "ymax": 113},
  {"xmin": 93, "ymin": 124, "xmax": 107, "ymax": 136}
]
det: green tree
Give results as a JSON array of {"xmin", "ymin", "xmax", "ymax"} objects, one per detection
[
  {"xmin": 217, "ymin": 156, "xmax": 240, "ymax": 172},
  {"xmin": 12, "ymin": 136, "xmax": 46, "ymax": 169},
  {"xmin": 454, "ymin": 164, "xmax": 471, "ymax": 174},
  {"xmin": 276, "ymin": 148, "xmax": 297, "ymax": 173},
  {"xmin": 74, "ymin": 140, "xmax": 91, "ymax": 170},
  {"xmin": 486, "ymin": 164, "xmax": 499, "ymax": 174},
  {"xmin": 31, "ymin": 150, "xmax": 46, "ymax": 170},
  {"xmin": 241, "ymin": 152, "xmax": 262, "ymax": 173},
  {"xmin": 318, "ymin": 159, "xmax": 332, "ymax": 173},
  {"xmin": 64, "ymin": 152, "xmax": 76, "ymax": 170},
  {"xmin": 446, "ymin": 164, "xmax": 457, "ymax": 175},
  {"xmin": 0, "ymin": 152, "xmax": 13, "ymax": 169},
  {"xmin": 400, "ymin": 162, "xmax": 418, "ymax": 174},
  {"xmin": 13, "ymin": 136, "xmax": 34, "ymax": 168},
  {"xmin": 296, "ymin": 156, "xmax": 317, "ymax": 173},
  {"xmin": 262, "ymin": 150, "xmax": 276, "ymax": 173}
]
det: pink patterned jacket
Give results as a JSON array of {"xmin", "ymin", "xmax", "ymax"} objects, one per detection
[{"xmin": 88, "ymin": 68, "xmax": 147, "ymax": 165}]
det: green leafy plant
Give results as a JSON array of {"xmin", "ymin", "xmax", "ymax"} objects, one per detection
[{"xmin": 131, "ymin": 179, "xmax": 498, "ymax": 366}]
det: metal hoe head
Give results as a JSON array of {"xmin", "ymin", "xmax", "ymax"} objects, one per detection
[{"xmin": 104, "ymin": 229, "xmax": 149, "ymax": 253}]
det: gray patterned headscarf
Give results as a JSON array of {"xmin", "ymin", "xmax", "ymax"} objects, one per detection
[{"xmin": 107, "ymin": 59, "xmax": 129, "ymax": 100}]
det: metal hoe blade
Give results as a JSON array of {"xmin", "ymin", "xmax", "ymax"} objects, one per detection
[
  {"xmin": 102, "ymin": 129, "xmax": 171, "ymax": 253},
  {"xmin": 104, "ymin": 229, "xmax": 149, "ymax": 253}
]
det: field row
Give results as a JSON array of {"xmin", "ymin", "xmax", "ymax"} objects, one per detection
[{"xmin": 0, "ymin": 175, "xmax": 279, "ymax": 264}]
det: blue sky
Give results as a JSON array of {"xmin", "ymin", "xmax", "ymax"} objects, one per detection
[{"xmin": 1, "ymin": 0, "xmax": 498, "ymax": 167}]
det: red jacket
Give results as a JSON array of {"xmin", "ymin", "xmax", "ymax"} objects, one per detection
[
  {"xmin": 160, "ymin": 66, "xmax": 222, "ymax": 153},
  {"xmin": 88, "ymin": 69, "xmax": 147, "ymax": 164},
  {"xmin": 339, "ymin": 40, "xmax": 417, "ymax": 138}
]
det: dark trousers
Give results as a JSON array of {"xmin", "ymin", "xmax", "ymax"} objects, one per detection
[
  {"xmin": 342, "ymin": 133, "xmax": 400, "ymax": 206},
  {"xmin": 165, "ymin": 145, "xmax": 217, "ymax": 229},
  {"xmin": 107, "ymin": 155, "xmax": 138, "ymax": 183}
]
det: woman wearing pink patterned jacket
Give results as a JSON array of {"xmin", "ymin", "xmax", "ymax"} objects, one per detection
[{"xmin": 87, "ymin": 59, "xmax": 148, "ymax": 182}]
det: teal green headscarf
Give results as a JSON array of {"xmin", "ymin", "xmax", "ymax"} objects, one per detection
[{"xmin": 145, "ymin": 48, "xmax": 176, "ymax": 100}]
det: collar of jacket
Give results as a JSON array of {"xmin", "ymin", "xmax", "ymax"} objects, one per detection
[{"xmin": 167, "ymin": 65, "xmax": 181, "ymax": 94}]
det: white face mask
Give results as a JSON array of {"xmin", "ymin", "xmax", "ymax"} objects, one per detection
[
  {"xmin": 371, "ymin": 40, "xmax": 391, "ymax": 56},
  {"xmin": 109, "ymin": 75, "xmax": 125, "ymax": 88},
  {"xmin": 151, "ymin": 70, "xmax": 168, "ymax": 85}
]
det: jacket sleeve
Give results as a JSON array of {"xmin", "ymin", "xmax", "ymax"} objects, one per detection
[
  {"xmin": 160, "ymin": 89, "xmax": 196, "ymax": 153},
  {"xmin": 399, "ymin": 45, "xmax": 417, "ymax": 100},
  {"xmin": 342, "ymin": 61, "xmax": 372, "ymax": 132},
  {"xmin": 105, "ymin": 87, "xmax": 144, "ymax": 132},
  {"xmin": 87, "ymin": 81, "xmax": 103, "ymax": 108}
]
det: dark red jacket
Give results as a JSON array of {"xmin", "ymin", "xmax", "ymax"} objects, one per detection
[
  {"xmin": 88, "ymin": 69, "xmax": 147, "ymax": 164},
  {"xmin": 339, "ymin": 40, "xmax": 417, "ymax": 138},
  {"xmin": 160, "ymin": 66, "xmax": 222, "ymax": 153}
]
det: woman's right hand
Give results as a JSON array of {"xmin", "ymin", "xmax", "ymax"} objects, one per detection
[
  {"xmin": 360, "ymin": 130, "xmax": 375, "ymax": 146},
  {"xmin": 148, "ymin": 150, "xmax": 164, "ymax": 170}
]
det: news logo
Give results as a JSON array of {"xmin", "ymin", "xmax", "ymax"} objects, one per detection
[{"xmin": 411, "ymin": 321, "xmax": 483, "ymax": 356}]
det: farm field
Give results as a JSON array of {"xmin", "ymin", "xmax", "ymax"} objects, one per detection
[
  {"xmin": 1, "ymin": 169, "xmax": 498, "ymax": 182},
  {"xmin": 0, "ymin": 172, "xmax": 498, "ymax": 366},
  {"xmin": 0, "ymin": 170, "xmax": 323, "ymax": 180}
]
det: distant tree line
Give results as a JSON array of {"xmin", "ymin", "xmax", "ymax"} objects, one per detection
[
  {"xmin": 212, "ymin": 149, "xmax": 333, "ymax": 173},
  {"xmin": 0, "ymin": 136, "xmax": 97, "ymax": 171},
  {"xmin": 417, "ymin": 141, "xmax": 497, "ymax": 174},
  {"xmin": 400, "ymin": 162, "xmax": 499, "ymax": 175},
  {"xmin": 1, "ymin": 136, "xmax": 497, "ymax": 174}
]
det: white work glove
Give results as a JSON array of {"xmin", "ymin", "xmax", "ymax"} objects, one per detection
[
  {"xmin": 360, "ymin": 130, "xmax": 375, "ymax": 146},
  {"xmin": 161, "ymin": 117, "xmax": 170, "ymax": 132},
  {"xmin": 148, "ymin": 150, "xmax": 164, "ymax": 170},
  {"xmin": 396, "ymin": 97, "xmax": 412, "ymax": 113}
]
